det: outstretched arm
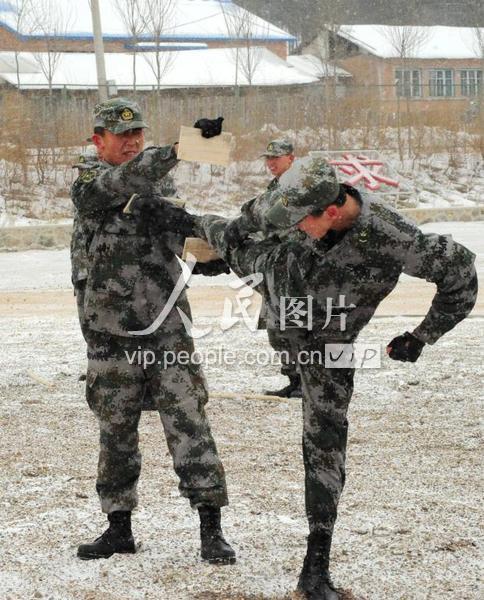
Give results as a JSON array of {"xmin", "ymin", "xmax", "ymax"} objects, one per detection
[
  {"xmin": 71, "ymin": 145, "xmax": 178, "ymax": 217},
  {"xmin": 198, "ymin": 214, "xmax": 309, "ymax": 303},
  {"xmin": 200, "ymin": 215, "xmax": 275, "ymax": 279}
]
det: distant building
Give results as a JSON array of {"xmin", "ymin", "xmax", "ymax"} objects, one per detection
[
  {"xmin": 0, "ymin": 0, "xmax": 295, "ymax": 59},
  {"xmin": 303, "ymin": 25, "xmax": 483, "ymax": 114},
  {"xmin": 0, "ymin": 48, "xmax": 318, "ymax": 90}
]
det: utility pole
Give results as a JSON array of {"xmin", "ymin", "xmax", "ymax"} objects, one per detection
[{"xmin": 90, "ymin": 0, "xmax": 108, "ymax": 101}]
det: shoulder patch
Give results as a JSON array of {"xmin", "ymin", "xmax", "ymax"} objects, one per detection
[{"xmin": 79, "ymin": 169, "xmax": 96, "ymax": 184}]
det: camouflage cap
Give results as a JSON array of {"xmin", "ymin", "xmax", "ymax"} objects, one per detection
[
  {"xmin": 93, "ymin": 97, "xmax": 148, "ymax": 134},
  {"xmin": 266, "ymin": 156, "xmax": 340, "ymax": 228},
  {"xmin": 260, "ymin": 138, "xmax": 294, "ymax": 158}
]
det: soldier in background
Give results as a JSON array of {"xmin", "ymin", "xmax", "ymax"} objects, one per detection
[
  {"xmin": 195, "ymin": 156, "xmax": 478, "ymax": 599},
  {"xmin": 70, "ymin": 97, "xmax": 235, "ymax": 565},
  {"xmin": 225, "ymin": 139, "xmax": 302, "ymax": 398}
]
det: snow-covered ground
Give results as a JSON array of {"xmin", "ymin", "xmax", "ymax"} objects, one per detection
[
  {"xmin": 0, "ymin": 222, "xmax": 482, "ymax": 292},
  {"xmin": 0, "ymin": 315, "xmax": 481, "ymax": 600},
  {"xmin": 0, "ymin": 220, "xmax": 482, "ymax": 599}
]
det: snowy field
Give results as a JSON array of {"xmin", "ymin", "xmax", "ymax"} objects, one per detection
[
  {"xmin": 0, "ymin": 316, "xmax": 482, "ymax": 600},
  {"xmin": 0, "ymin": 221, "xmax": 482, "ymax": 600}
]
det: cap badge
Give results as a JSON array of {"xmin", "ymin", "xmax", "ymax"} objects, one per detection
[{"xmin": 121, "ymin": 108, "xmax": 134, "ymax": 121}]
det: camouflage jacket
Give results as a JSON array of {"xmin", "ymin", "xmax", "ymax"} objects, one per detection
[
  {"xmin": 71, "ymin": 152, "xmax": 98, "ymax": 283},
  {"xmin": 236, "ymin": 177, "xmax": 279, "ymax": 236},
  {"xmin": 70, "ymin": 145, "xmax": 192, "ymax": 338},
  {"xmin": 237, "ymin": 177, "xmax": 305, "ymax": 242},
  {"xmin": 200, "ymin": 193, "xmax": 477, "ymax": 345},
  {"xmin": 70, "ymin": 147, "xmax": 178, "ymax": 285}
]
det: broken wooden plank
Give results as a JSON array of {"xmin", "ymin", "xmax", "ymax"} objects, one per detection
[
  {"xmin": 182, "ymin": 237, "xmax": 221, "ymax": 263},
  {"xmin": 177, "ymin": 125, "xmax": 233, "ymax": 166}
]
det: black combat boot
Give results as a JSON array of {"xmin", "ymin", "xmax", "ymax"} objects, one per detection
[
  {"xmin": 265, "ymin": 374, "xmax": 302, "ymax": 398},
  {"xmin": 77, "ymin": 511, "xmax": 136, "ymax": 560},
  {"xmin": 198, "ymin": 506, "xmax": 236, "ymax": 565},
  {"xmin": 296, "ymin": 531, "xmax": 341, "ymax": 600}
]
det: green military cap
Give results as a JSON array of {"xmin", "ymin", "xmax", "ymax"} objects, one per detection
[
  {"xmin": 93, "ymin": 97, "xmax": 148, "ymax": 134},
  {"xmin": 266, "ymin": 156, "xmax": 340, "ymax": 228},
  {"xmin": 260, "ymin": 138, "xmax": 294, "ymax": 158}
]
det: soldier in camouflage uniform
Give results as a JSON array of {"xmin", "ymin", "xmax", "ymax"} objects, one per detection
[
  {"xmin": 225, "ymin": 139, "xmax": 303, "ymax": 398},
  {"xmin": 70, "ymin": 98, "xmax": 235, "ymax": 565},
  {"xmin": 195, "ymin": 156, "xmax": 478, "ymax": 599}
]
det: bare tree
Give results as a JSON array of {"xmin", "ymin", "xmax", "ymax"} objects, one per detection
[
  {"xmin": 383, "ymin": 26, "xmax": 430, "ymax": 159},
  {"xmin": 141, "ymin": 0, "xmax": 176, "ymax": 92},
  {"xmin": 11, "ymin": 0, "xmax": 33, "ymax": 89},
  {"xmin": 30, "ymin": 0, "xmax": 72, "ymax": 95},
  {"xmin": 471, "ymin": 28, "xmax": 484, "ymax": 58},
  {"xmin": 309, "ymin": 23, "xmax": 348, "ymax": 149},
  {"xmin": 218, "ymin": 1, "xmax": 266, "ymax": 89},
  {"xmin": 471, "ymin": 28, "xmax": 484, "ymax": 158},
  {"xmin": 114, "ymin": 0, "xmax": 147, "ymax": 92}
]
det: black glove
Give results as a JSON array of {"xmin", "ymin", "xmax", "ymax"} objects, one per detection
[
  {"xmin": 223, "ymin": 218, "xmax": 249, "ymax": 248},
  {"xmin": 192, "ymin": 259, "xmax": 231, "ymax": 276},
  {"xmin": 194, "ymin": 117, "xmax": 224, "ymax": 138},
  {"xmin": 127, "ymin": 195, "xmax": 197, "ymax": 237},
  {"xmin": 387, "ymin": 331, "xmax": 425, "ymax": 363}
]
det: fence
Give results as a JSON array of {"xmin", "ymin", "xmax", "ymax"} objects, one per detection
[{"xmin": 0, "ymin": 82, "xmax": 481, "ymax": 152}]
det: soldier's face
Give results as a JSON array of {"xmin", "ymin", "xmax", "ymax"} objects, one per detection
[
  {"xmin": 265, "ymin": 154, "xmax": 294, "ymax": 178},
  {"xmin": 297, "ymin": 213, "xmax": 330, "ymax": 239},
  {"xmin": 93, "ymin": 128, "xmax": 145, "ymax": 165},
  {"xmin": 296, "ymin": 215, "xmax": 326, "ymax": 239}
]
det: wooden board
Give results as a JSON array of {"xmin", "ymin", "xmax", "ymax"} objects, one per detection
[
  {"xmin": 177, "ymin": 125, "xmax": 233, "ymax": 166},
  {"xmin": 182, "ymin": 237, "xmax": 220, "ymax": 263}
]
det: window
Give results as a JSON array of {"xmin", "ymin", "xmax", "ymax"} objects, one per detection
[
  {"xmin": 395, "ymin": 69, "xmax": 421, "ymax": 97},
  {"xmin": 461, "ymin": 70, "xmax": 482, "ymax": 96},
  {"xmin": 429, "ymin": 70, "xmax": 454, "ymax": 97}
]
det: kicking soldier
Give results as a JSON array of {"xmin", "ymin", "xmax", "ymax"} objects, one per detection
[{"xmin": 194, "ymin": 156, "xmax": 477, "ymax": 599}]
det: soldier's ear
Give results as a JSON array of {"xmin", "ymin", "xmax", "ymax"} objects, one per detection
[
  {"xmin": 325, "ymin": 205, "xmax": 339, "ymax": 220},
  {"xmin": 92, "ymin": 133, "xmax": 105, "ymax": 153}
]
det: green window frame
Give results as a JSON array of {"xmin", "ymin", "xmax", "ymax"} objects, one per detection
[
  {"xmin": 461, "ymin": 70, "xmax": 482, "ymax": 96},
  {"xmin": 429, "ymin": 69, "xmax": 454, "ymax": 97},
  {"xmin": 395, "ymin": 69, "xmax": 422, "ymax": 98}
]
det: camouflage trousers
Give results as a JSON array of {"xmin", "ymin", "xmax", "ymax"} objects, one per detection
[
  {"xmin": 84, "ymin": 330, "xmax": 228, "ymax": 514},
  {"xmin": 267, "ymin": 327, "xmax": 299, "ymax": 379},
  {"xmin": 259, "ymin": 300, "xmax": 298, "ymax": 378},
  {"xmin": 295, "ymin": 339, "xmax": 355, "ymax": 535}
]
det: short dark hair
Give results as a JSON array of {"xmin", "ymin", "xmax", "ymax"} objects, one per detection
[
  {"xmin": 93, "ymin": 126, "xmax": 105, "ymax": 136},
  {"xmin": 310, "ymin": 183, "xmax": 361, "ymax": 216},
  {"xmin": 310, "ymin": 207, "xmax": 325, "ymax": 217},
  {"xmin": 341, "ymin": 183, "xmax": 362, "ymax": 204}
]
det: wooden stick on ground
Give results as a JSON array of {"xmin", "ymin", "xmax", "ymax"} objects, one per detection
[
  {"xmin": 26, "ymin": 370, "xmax": 56, "ymax": 390},
  {"xmin": 211, "ymin": 391, "xmax": 293, "ymax": 402}
]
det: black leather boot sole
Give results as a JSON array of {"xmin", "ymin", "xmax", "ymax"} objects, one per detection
[
  {"xmin": 201, "ymin": 553, "xmax": 237, "ymax": 565},
  {"xmin": 77, "ymin": 536, "xmax": 136, "ymax": 560}
]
